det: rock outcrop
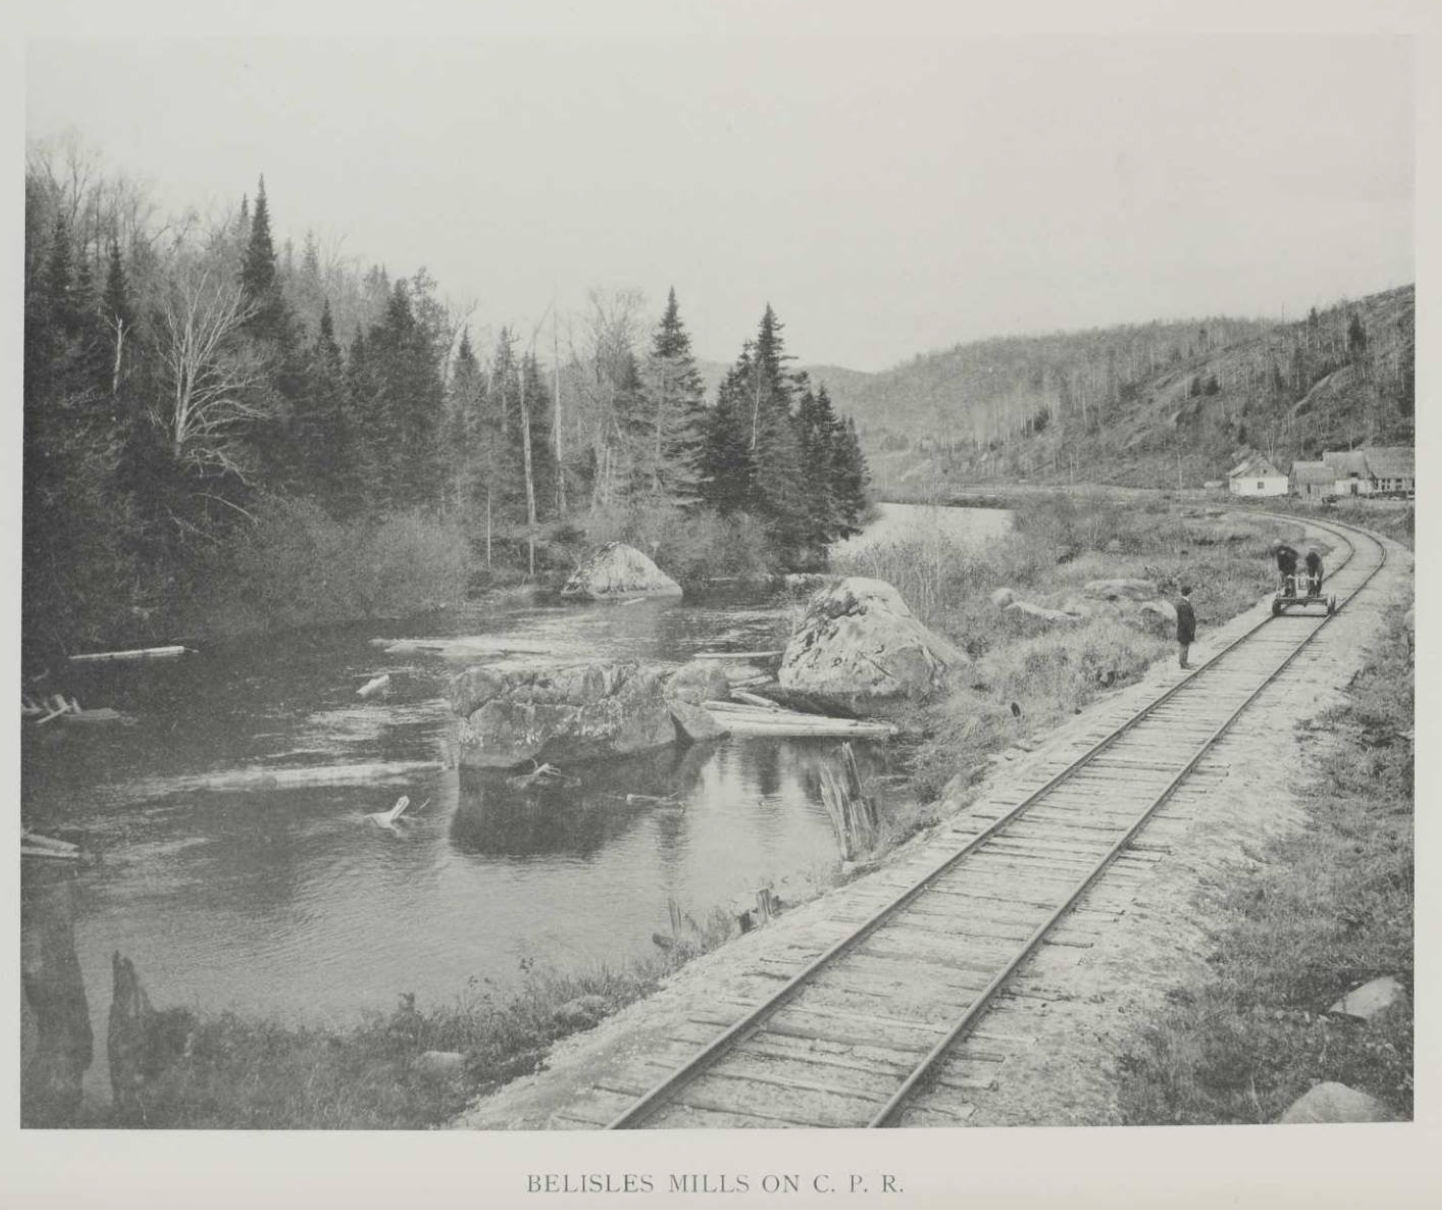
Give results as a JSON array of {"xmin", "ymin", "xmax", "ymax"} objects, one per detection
[
  {"xmin": 778, "ymin": 577, "xmax": 965, "ymax": 707},
  {"xmin": 560, "ymin": 543, "xmax": 682, "ymax": 601},
  {"xmin": 1328, "ymin": 975, "xmax": 1405, "ymax": 1022},
  {"xmin": 1005, "ymin": 600, "xmax": 1084, "ymax": 626},
  {"xmin": 664, "ymin": 661, "xmax": 730, "ymax": 707},
  {"xmin": 449, "ymin": 660, "xmax": 679, "ymax": 769},
  {"xmin": 663, "ymin": 664, "xmax": 732, "ymax": 742},
  {"xmin": 1279, "ymin": 1081, "xmax": 1395, "ymax": 1124}
]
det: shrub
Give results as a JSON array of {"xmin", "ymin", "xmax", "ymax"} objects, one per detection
[
  {"xmin": 583, "ymin": 502, "xmax": 778, "ymax": 588},
  {"xmin": 208, "ymin": 498, "xmax": 470, "ymax": 632}
]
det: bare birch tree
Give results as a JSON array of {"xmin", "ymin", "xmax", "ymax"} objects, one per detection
[{"xmin": 152, "ymin": 261, "xmax": 265, "ymax": 500}]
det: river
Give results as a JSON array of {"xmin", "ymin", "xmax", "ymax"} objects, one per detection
[{"xmin": 20, "ymin": 503, "xmax": 1011, "ymax": 1100}]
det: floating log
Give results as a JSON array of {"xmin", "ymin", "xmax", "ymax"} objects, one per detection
[
  {"xmin": 375, "ymin": 638, "xmax": 559, "ymax": 657},
  {"xmin": 152, "ymin": 760, "xmax": 446, "ymax": 794},
  {"xmin": 61, "ymin": 707, "xmax": 138, "ymax": 726},
  {"xmin": 365, "ymin": 795, "xmax": 429, "ymax": 830},
  {"xmin": 21, "ymin": 830, "xmax": 82, "ymax": 861},
  {"xmin": 506, "ymin": 762, "xmax": 575, "ymax": 789},
  {"xmin": 692, "ymin": 650, "xmax": 783, "ymax": 661},
  {"xmin": 625, "ymin": 792, "xmax": 681, "ymax": 807},
  {"xmin": 699, "ymin": 702, "xmax": 897, "ymax": 739},
  {"xmin": 21, "ymin": 845, "xmax": 82, "ymax": 861},
  {"xmin": 69, "ymin": 645, "xmax": 190, "ymax": 664},
  {"xmin": 728, "ymin": 675, "xmax": 772, "ymax": 690},
  {"xmin": 357, "ymin": 673, "xmax": 391, "ymax": 699}
]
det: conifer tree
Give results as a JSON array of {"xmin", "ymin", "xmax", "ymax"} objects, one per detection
[
  {"xmin": 368, "ymin": 281, "xmax": 445, "ymax": 510},
  {"xmin": 640, "ymin": 287, "xmax": 708, "ymax": 502},
  {"xmin": 291, "ymin": 299, "xmax": 359, "ymax": 514},
  {"xmin": 699, "ymin": 352, "xmax": 757, "ymax": 515}
]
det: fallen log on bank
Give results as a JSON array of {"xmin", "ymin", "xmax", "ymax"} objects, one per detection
[
  {"xmin": 731, "ymin": 689, "xmax": 780, "ymax": 710},
  {"xmin": 700, "ymin": 701, "xmax": 898, "ymax": 739},
  {"xmin": 69, "ymin": 645, "xmax": 191, "ymax": 664}
]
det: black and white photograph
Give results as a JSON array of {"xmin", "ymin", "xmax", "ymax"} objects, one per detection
[{"xmin": 7, "ymin": 1, "xmax": 1437, "ymax": 1206}]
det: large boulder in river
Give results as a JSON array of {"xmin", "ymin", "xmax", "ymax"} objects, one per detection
[
  {"xmin": 449, "ymin": 659, "xmax": 678, "ymax": 769},
  {"xmin": 560, "ymin": 543, "xmax": 682, "ymax": 601},
  {"xmin": 778, "ymin": 577, "xmax": 965, "ymax": 707},
  {"xmin": 663, "ymin": 660, "xmax": 730, "ymax": 706}
]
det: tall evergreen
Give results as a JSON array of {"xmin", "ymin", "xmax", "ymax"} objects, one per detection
[
  {"xmin": 641, "ymin": 287, "xmax": 708, "ymax": 501},
  {"xmin": 292, "ymin": 299, "xmax": 359, "ymax": 515},
  {"xmin": 699, "ymin": 351, "xmax": 758, "ymax": 515}
]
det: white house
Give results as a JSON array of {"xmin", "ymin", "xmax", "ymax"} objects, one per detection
[
  {"xmin": 1322, "ymin": 449, "xmax": 1371, "ymax": 496},
  {"xmin": 1228, "ymin": 453, "xmax": 1288, "ymax": 497}
]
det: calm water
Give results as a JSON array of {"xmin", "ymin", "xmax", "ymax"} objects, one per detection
[{"xmin": 21, "ymin": 504, "xmax": 1010, "ymax": 1098}]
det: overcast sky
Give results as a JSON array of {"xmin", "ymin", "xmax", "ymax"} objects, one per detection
[{"xmin": 26, "ymin": 34, "xmax": 1413, "ymax": 371}]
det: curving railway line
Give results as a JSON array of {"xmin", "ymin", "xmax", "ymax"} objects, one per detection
[{"xmin": 597, "ymin": 515, "xmax": 1388, "ymax": 1130}]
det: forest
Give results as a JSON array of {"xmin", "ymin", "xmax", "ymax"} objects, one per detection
[{"xmin": 22, "ymin": 142, "xmax": 869, "ymax": 661}]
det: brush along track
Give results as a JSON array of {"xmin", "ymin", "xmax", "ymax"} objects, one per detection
[{"xmin": 593, "ymin": 516, "xmax": 1386, "ymax": 1129}]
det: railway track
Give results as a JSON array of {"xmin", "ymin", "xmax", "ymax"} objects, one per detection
[{"xmin": 597, "ymin": 516, "xmax": 1388, "ymax": 1130}]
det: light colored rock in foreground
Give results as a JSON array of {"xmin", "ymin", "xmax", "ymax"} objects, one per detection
[
  {"xmin": 1279, "ymin": 1082, "xmax": 1395, "ymax": 1125},
  {"xmin": 1084, "ymin": 578, "xmax": 1161, "ymax": 603},
  {"xmin": 449, "ymin": 660, "xmax": 677, "ymax": 769},
  {"xmin": 560, "ymin": 542, "xmax": 682, "ymax": 601},
  {"xmin": 1005, "ymin": 600, "xmax": 1083, "ymax": 625},
  {"xmin": 990, "ymin": 586, "xmax": 1017, "ymax": 609},
  {"xmin": 1328, "ymin": 975, "xmax": 1404, "ymax": 1022},
  {"xmin": 779, "ymin": 577, "xmax": 965, "ymax": 706}
]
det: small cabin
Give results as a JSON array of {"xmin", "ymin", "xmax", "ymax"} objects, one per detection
[
  {"xmin": 1364, "ymin": 447, "xmax": 1415, "ymax": 497},
  {"xmin": 1291, "ymin": 460, "xmax": 1337, "ymax": 500},
  {"xmin": 1228, "ymin": 454, "xmax": 1288, "ymax": 497}
]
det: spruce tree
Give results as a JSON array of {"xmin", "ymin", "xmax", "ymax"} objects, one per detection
[
  {"xmin": 641, "ymin": 287, "xmax": 708, "ymax": 502},
  {"xmin": 699, "ymin": 354, "xmax": 757, "ymax": 515}
]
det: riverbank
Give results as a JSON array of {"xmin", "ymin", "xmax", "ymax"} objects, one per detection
[
  {"xmin": 29, "ymin": 496, "xmax": 1347, "ymax": 1128},
  {"xmin": 451, "ymin": 514, "xmax": 1411, "ymax": 1130},
  {"xmin": 839, "ymin": 493, "xmax": 1309, "ymax": 814}
]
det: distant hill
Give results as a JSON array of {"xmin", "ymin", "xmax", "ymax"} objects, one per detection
[
  {"xmin": 820, "ymin": 286, "xmax": 1413, "ymax": 491},
  {"xmin": 695, "ymin": 358, "xmax": 874, "ymax": 404}
]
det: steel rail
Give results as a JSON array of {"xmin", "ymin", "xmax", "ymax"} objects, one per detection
[
  {"xmin": 606, "ymin": 514, "xmax": 1385, "ymax": 1130},
  {"xmin": 869, "ymin": 520, "xmax": 1387, "ymax": 1125}
]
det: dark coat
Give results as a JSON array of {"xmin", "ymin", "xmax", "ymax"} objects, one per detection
[
  {"xmin": 1305, "ymin": 551, "xmax": 1323, "ymax": 575},
  {"xmin": 1176, "ymin": 597, "xmax": 1197, "ymax": 644},
  {"xmin": 1276, "ymin": 544, "xmax": 1299, "ymax": 575}
]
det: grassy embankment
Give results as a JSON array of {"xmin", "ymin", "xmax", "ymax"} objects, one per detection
[
  {"xmin": 81, "ymin": 906, "xmax": 734, "ymax": 1129},
  {"xmin": 835, "ymin": 492, "xmax": 1310, "ymax": 846},
  {"xmin": 1116, "ymin": 603, "xmax": 1414, "ymax": 1123}
]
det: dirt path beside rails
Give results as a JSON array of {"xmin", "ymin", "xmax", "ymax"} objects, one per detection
[{"xmin": 455, "ymin": 517, "xmax": 1411, "ymax": 1130}]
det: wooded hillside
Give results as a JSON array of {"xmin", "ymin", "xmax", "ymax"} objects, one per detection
[{"xmin": 822, "ymin": 288, "xmax": 1413, "ymax": 491}]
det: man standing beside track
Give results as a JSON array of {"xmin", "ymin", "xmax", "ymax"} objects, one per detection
[{"xmin": 1176, "ymin": 584, "xmax": 1196, "ymax": 670}]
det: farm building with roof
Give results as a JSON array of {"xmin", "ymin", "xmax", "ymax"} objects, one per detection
[{"xmin": 1228, "ymin": 453, "xmax": 1288, "ymax": 497}]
